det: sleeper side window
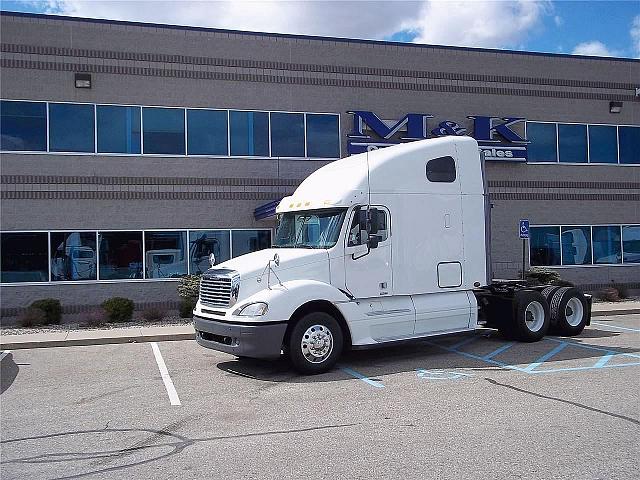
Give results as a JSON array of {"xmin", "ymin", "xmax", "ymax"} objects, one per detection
[
  {"xmin": 426, "ymin": 156, "xmax": 456, "ymax": 183},
  {"xmin": 347, "ymin": 207, "xmax": 388, "ymax": 246}
]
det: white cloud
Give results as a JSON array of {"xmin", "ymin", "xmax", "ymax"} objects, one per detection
[
  {"xmin": 571, "ymin": 41, "xmax": 615, "ymax": 57},
  {"xmin": 41, "ymin": 1, "xmax": 420, "ymax": 40},
  {"xmin": 554, "ymin": 15, "xmax": 563, "ymax": 27},
  {"xmin": 37, "ymin": 0, "xmax": 551, "ymax": 50},
  {"xmin": 407, "ymin": 0, "xmax": 550, "ymax": 48},
  {"xmin": 631, "ymin": 15, "xmax": 640, "ymax": 57}
]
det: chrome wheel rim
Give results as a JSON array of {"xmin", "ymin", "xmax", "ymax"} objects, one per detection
[
  {"xmin": 565, "ymin": 297, "xmax": 584, "ymax": 327},
  {"xmin": 301, "ymin": 324, "xmax": 333, "ymax": 364},
  {"xmin": 525, "ymin": 301, "xmax": 545, "ymax": 332}
]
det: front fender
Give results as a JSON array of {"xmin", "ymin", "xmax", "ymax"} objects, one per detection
[{"xmin": 232, "ymin": 279, "xmax": 350, "ymax": 323}]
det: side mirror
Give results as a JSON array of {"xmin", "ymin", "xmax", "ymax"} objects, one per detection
[
  {"xmin": 357, "ymin": 209, "xmax": 367, "ymax": 231},
  {"xmin": 367, "ymin": 234, "xmax": 380, "ymax": 249},
  {"xmin": 367, "ymin": 208, "xmax": 381, "ymax": 235}
]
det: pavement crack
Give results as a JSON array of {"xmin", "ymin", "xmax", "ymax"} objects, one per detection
[{"xmin": 485, "ymin": 377, "xmax": 640, "ymax": 426}]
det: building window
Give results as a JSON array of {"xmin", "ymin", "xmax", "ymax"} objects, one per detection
[
  {"xmin": 306, "ymin": 114, "xmax": 340, "ymax": 158},
  {"xmin": 50, "ymin": 232, "xmax": 97, "ymax": 281},
  {"xmin": 1, "ymin": 232, "xmax": 49, "ymax": 282},
  {"xmin": 618, "ymin": 126, "xmax": 640, "ymax": 165},
  {"xmin": 622, "ymin": 225, "xmax": 640, "ymax": 264},
  {"xmin": 187, "ymin": 109, "xmax": 228, "ymax": 155},
  {"xmin": 231, "ymin": 230, "xmax": 272, "ymax": 257},
  {"xmin": 49, "ymin": 103, "xmax": 95, "ymax": 153},
  {"xmin": 592, "ymin": 226, "xmax": 622, "ymax": 264},
  {"xmin": 142, "ymin": 107, "xmax": 185, "ymax": 155},
  {"xmin": 98, "ymin": 231, "xmax": 143, "ymax": 279},
  {"xmin": 229, "ymin": 111, "xmax": 269, "ymax": 156},
  {"xmin": 0, "ymin": 100, "xmax": 47, "ymax": 151},
  {"xmin": 144, "ymin": 231, "xmax": 187, "ymax": 279},
  {"xmin": 526, "ymin": 122, "xmax": 557, "ymax": 162},
  {"xmin": 97, "ymin": 105, "xmax": 141, "ymax": 154},
  {"xmin": 558, "ymin": 123, "xmax": 587, "ymax": 163},
  {"xmin": 426, "ymin": 156, "xmax": 456, "ymax": 183},
  {"xmin": 560, "ymin": 226, "xmax": 591, "ymax": 265},
  {"xmin": 188, "ymin": 230, "xmax": 231, "ymax": 274},
  {"xmin": 270, "ymin": 112, "xmax": 305, "ymax": 157},
  {"xmin": 530, "ymin": 226, "xmax": 560, "ymax": 266},
  {"xmin": 588, "ymin": 125, "xmax": 617, "ymax": 164}
]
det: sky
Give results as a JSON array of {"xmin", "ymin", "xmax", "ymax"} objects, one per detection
[{"xmin": 1, "ymin": 0, "xmax": 639, "ymax": 59}]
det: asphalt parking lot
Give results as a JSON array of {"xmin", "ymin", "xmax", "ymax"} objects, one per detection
[{"xmin": 1, "ymin": 314, "xmax": 639, "ymax": 480}]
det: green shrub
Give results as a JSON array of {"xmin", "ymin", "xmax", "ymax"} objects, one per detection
[
  {"xmin": 141, "ymin": 306, "xmax": 166, "ymax": 322},
  {"xmin": 552, "ymin": 279, "xmax": 575, "ymax": 287},
  {"xmin": 525, "ymin": 267, "xmax": 561, "ymax": 286},
  {"xmin": 101, "ymin": 297, "xmax": 135, "ymax": 323},
  {"xmin": 178, "ymin": 275, "xmax": 201, "ymax": 300},
  {"xmin": 30, "ymin": 298, "xmax": 62, "ymax": 324},
  {"xmin": 179, "ymin": 298, "xmax": 197, "ymax": 318},
  {"xmin": 19, "ymin": 307, "xmax": 46, "ymax": 328}
]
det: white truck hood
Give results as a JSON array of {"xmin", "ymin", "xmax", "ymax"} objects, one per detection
[{"xmin": 207, "ymin": 248, "xmax": 331, "ymax": 303}]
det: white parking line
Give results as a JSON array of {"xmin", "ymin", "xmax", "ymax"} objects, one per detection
[
  {"xmin": 150, "ymin": 342, "xmax": 181, "ymax": 406},
  {"xmin": 0, "ymin": 350, "xmax": 11, "ymax": 361}
]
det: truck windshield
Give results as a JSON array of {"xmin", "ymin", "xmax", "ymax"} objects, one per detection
[{"xmin": 274, "ymin": 208, "xmax": 347, "ymax": 249}]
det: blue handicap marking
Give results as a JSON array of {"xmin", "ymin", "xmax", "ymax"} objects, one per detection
[
  {"xmin": 519, "ymin": 219, "xmax": 529, "ymax": 239},
  {"xmin": 416, "ymin": 369, "xmax": 473, "ymax": 380}
]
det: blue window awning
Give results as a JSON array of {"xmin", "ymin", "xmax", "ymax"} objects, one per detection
[{"xmin": 254, "ymin": 199, "xmax": 282, "ymax": 220}]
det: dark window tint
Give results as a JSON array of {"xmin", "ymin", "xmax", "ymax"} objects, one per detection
[
  {"xmin": 619, "ymin": 126, "xmax": 640, "ymax": 164},
  {"xmin": 144, "ymin": 231, "xmax": 187, "ymax": 278},
  {"xmin": 588, "ymin": 125, "xmax": 617, "ymax": 164},
  {"xmin": 561, "ymin": 226, "xmax": 591, "ymax": 265},
  {"xmin": 622, "ymin": 225, "xmax": 640, "ymax": 264},
  {"xmin": 187, "ymin": 109, "xmax": 228, "ymax": 155},
  {"xmin": 97, "ymin": 105, "xmax": 141, "ymax": 154},
  {"xmin": 0, "ymin": 100, "xmax": 47, "ymax": 151},
  {"xmin": 229, "ymin": 111, "xmax": 269, "ymax": 156},
  {"xmin": 50, "ymin": 232, "xmax": 97, "ymax": 281},
  {"xmin": 189, "ymin": 230, "xmax": 231, "ymax": 274},
  {"xmin": 592, "ymin": 226, "xmax": 621, "ymax": 264},
  {"xmin": 270, "ymin": 113, "xmax": 304, "ymax": 157},
  {"xmin": 142, "ymin": 108, "xmax": 185, "ymax": 154},
  {"xmin": 558, "ymin": 123, "xmax": 587, "ymax": 163},
  {"xmin": 306, "ymin": 114, "xmax": 340, "ymax": 158},
  {"xmin": 1, "ymin": 232, "xmax": 49, "ymax": 282},
  {"xmin": 232, "ymin": 230, "xmax": 271, "ymax": 257},
  {"xmin": 526, "ymin": 122, "xmax": 557, "ymax": 162},
  {"xmin": 530, "ymin": 226, "xmax": 560, "ymax": 266},
  {"xmin": 98, "ymin": 231, "xmax": 143, "ymax": 279},
  {"xmin": 426, "ymin": 156, "xmax": 456, "ymax": 182},
  {"xmin": 49, "ymin": 103, "xmax": 95, "ymax": 152}
]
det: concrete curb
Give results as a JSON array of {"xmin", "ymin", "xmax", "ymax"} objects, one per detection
[
  {"xmin": 0, "ymin": 330, "xmax": 195, "ymax": 350},
  {"xmin": 592, "ymin": 308, "xmax": 640, "ymax": 317}
]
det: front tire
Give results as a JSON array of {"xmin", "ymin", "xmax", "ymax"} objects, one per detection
[
  {"xmin": 510, "ymin": 290, "xmax": 550, "ymax": 342},
  {"xmin": 287, "ymin": 312, "xmax": 343, "ymax": 374}
]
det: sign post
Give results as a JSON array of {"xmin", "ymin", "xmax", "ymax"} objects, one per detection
[{"xmin": 519, "ymin": 219, "xmax": 530, "ymax": 280}]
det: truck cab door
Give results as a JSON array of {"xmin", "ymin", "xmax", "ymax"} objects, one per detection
[{"xmin": 344, "ymin": 206, "xmax": 392, "ymax": 298}]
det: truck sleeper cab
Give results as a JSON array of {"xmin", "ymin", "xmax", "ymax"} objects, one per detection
[{"xmin": 193, "ymin": 137, "xmax": 591, "ymax": 374}]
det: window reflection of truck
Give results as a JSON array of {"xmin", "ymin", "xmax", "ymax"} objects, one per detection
[
  {"xmin": 145, "ymin": 232, "xmax": 187, "ymax": 278},
  {"xmin": 51, "ymin": 233, "xmax": 96, "ymax": 280},
  {"xmin": 189, "ymin": 234, "xmax": 221, "ymax": 274},
  {"xmin": 193, "ymin": 137, "xmax": 592, "ymax": 374}
]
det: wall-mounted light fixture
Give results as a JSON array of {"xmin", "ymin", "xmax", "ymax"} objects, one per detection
[
  {"xmin": 609, "ymin": 101, "xmax": 623, "ymax": 114},
  {"xmin": 74, "ymin": 73, "xmax": 91, "ymax": 89}
]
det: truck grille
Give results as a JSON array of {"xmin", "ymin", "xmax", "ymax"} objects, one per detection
[{"xmin": 199, "ymin": 270, "xmax": 239, "ymax": 307}]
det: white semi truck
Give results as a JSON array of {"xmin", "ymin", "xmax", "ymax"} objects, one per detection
[{"xmin": 193, "ymin": 136, "xmax": 591, "ymax": 374}]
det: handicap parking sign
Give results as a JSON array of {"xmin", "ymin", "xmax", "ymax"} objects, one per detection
[{"xmin": 519, "ymin": 219, "xmax": 529, "ymax": 239}]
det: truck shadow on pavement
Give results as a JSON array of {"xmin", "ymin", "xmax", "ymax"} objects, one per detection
[
  {"xmin": 0, "ymin": 352, "xmax": 19, "ymax": 394},
  {"xmin": 216, "ymin": 328, "xmax": 639, "ymax": 384}
]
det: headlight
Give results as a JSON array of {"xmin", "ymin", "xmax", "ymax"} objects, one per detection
[{"xmin": 233, "ymin": 302, "xmax": 268, "ymax": 317}]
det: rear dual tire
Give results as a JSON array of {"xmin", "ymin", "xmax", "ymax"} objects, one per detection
[
  {"xmin": 500, "ymin": 290, "xmax": 550, "ymax": 342},
  {"xmin": 542, "ymin": 286, "xmax": 588, "ymax": 336}
]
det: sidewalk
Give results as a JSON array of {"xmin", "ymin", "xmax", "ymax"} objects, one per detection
[
  {"xmin": 0, "ymin": 324, "xmax": 195, "ymax": 350},
  {"xmin": 1, "ymin": 302, "xmax": 637, "ymax": 350}
]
